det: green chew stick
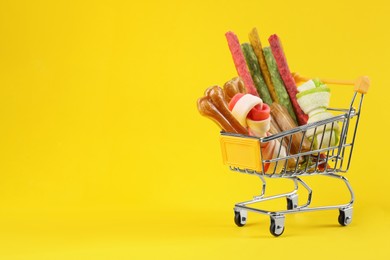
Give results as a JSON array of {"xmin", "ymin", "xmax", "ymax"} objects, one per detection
[
  {"xmin": 241, "ymin": 43, "xmax": 273, "ymax": 105},
  {"xmin": 263, "ymin": 46, "xmax": 297, "ymax": 123}
]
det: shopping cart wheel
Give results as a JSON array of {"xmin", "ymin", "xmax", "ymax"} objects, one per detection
[
  {"xmin": 338, "ymin": 207, "xmax": 353, "ymax": 226},
  {"xmin": 270, "ymin": 215, "xmax": 285, "ymax": 237},
  {"xmin": 234, "ymin": 210, "xmax": 247, "ymax": 227},
  {"xmin": 286, "ymin": 194, "xmax": 298, "ymax": 210}
]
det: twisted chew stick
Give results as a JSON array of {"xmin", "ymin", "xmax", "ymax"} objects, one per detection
[
  {"xmin": 270, "ymin": 102, "xmax": 311, "ymax": 154},
  {"xmin": 241, "ymin": 43, "xmax": 273, "ymax": 105},
  {"xmin": 248, "ymin": 28, "xmax": 278, "ymax": 102},
  {"xmin": 206, "ymin": 86, "xmax": 249, "ymax": 135},
  {"xmin": 225, "ymin": 31, "xmax": 259, "ymax": 96},
  {"xmin": 223, "ymin": 77, "xmax": 247, "ymax": 104},
  {"xmin": 269, "ymin": 118, "xmax": 282, "ymax": 135},
  {"xmin": 268, "ymin": 116, "xmax": 297, "ymax": 169},
  {"xmin": 268, "ymin": 34, "xmax": 308, "ymax": 125},
  {"xmin": 263, "ymin": 47, "xmax": 297, "ymax": 124}
]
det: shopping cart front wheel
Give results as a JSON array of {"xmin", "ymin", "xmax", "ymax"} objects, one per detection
[
  {"xmin": 338, "ymin": 207, "xmax": 353, "ymax": 226},
  {"xmin": 270, "ymin": 215, "xmax": 285, "ymax": 237},
  {"xmin": 234, "ymin": 210, "xmax": 247, "ymax": 227}
]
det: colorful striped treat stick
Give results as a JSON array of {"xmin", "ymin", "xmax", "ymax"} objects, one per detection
[{"xmin": 225, "ymin": 31, "xmax": 259, "ymax": 97}]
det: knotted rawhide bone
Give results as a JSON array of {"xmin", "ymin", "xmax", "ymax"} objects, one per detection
[
  {"xmin": 228, "ymin": 93, "xmax": 286, "ymax": 173},
  {"xmin": 206, "ymin": 86, "xmax": 249, "ymax": 135},
  {"xmin": 223, "ymin": 77, "xmax": 247, "ymax": 104},
  {"xmin": 197, "ymin": 96, "xmax": 239, "ymax": 133},
  {"xmin": 229, "ymin": 93, "xmax": 265, "ymax": 129}
]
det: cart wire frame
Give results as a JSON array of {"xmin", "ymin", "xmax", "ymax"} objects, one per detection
[{"xmin": 220, "ymin": 90, "xmax": 365, "ymax": 236}]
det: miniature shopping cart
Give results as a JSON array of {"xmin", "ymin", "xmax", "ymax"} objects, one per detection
[{"xmin": 219, "ymin": 76, "xmax": 369, "ymax": 236}]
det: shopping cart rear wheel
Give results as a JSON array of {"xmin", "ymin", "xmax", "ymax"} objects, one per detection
[{"xmin": 234, "ymin": 211, "xmax": 246, "ymax": 227}]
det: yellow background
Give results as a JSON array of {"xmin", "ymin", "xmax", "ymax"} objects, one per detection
[{"xmin": 0, "ymin": 0, "xmax": 389, "ymax": 259}]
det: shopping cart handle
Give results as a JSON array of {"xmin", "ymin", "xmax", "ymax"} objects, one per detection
[
  {"xmin": 292, "ymin": 73, "xmax": 370, "ymax": 94},
  {"xmin": 354, "ymin": 76, "xmax": 370, "ymax": 94}
]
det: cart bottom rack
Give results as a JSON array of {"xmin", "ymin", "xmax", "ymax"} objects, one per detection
[{"xmin": 219, "ymin": 85, "xmax": 367, "ymax": 237}]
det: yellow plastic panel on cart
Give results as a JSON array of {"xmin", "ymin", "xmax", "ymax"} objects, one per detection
[{"xmin": 220, "ymin": 135, "xmax": 262, "ymax": 171}]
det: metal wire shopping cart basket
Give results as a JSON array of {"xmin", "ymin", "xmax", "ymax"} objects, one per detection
[{"xmin": 219, "ymin": 77, "xmax": 369, "ymax": 236}]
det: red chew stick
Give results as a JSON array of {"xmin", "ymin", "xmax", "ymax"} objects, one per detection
[
  {"xmin": 225, "ymin": 31, "xmax": 259, "ymax": 97},
  {"xmin": 268, "ymin": 34, "xmax": 308, "ymax": 125}
]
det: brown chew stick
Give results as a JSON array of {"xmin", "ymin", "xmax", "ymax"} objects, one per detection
[
  {"xmin": 270, "ymin": 102, "xmax": 311, "ymax": 154},
  {"xmin": 269, "ymin": 117, "xmax": 297, "ymax": 168},
  {"xmin": 269, "ymin": 117, "xmax": 282, "ymax": 135}
]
